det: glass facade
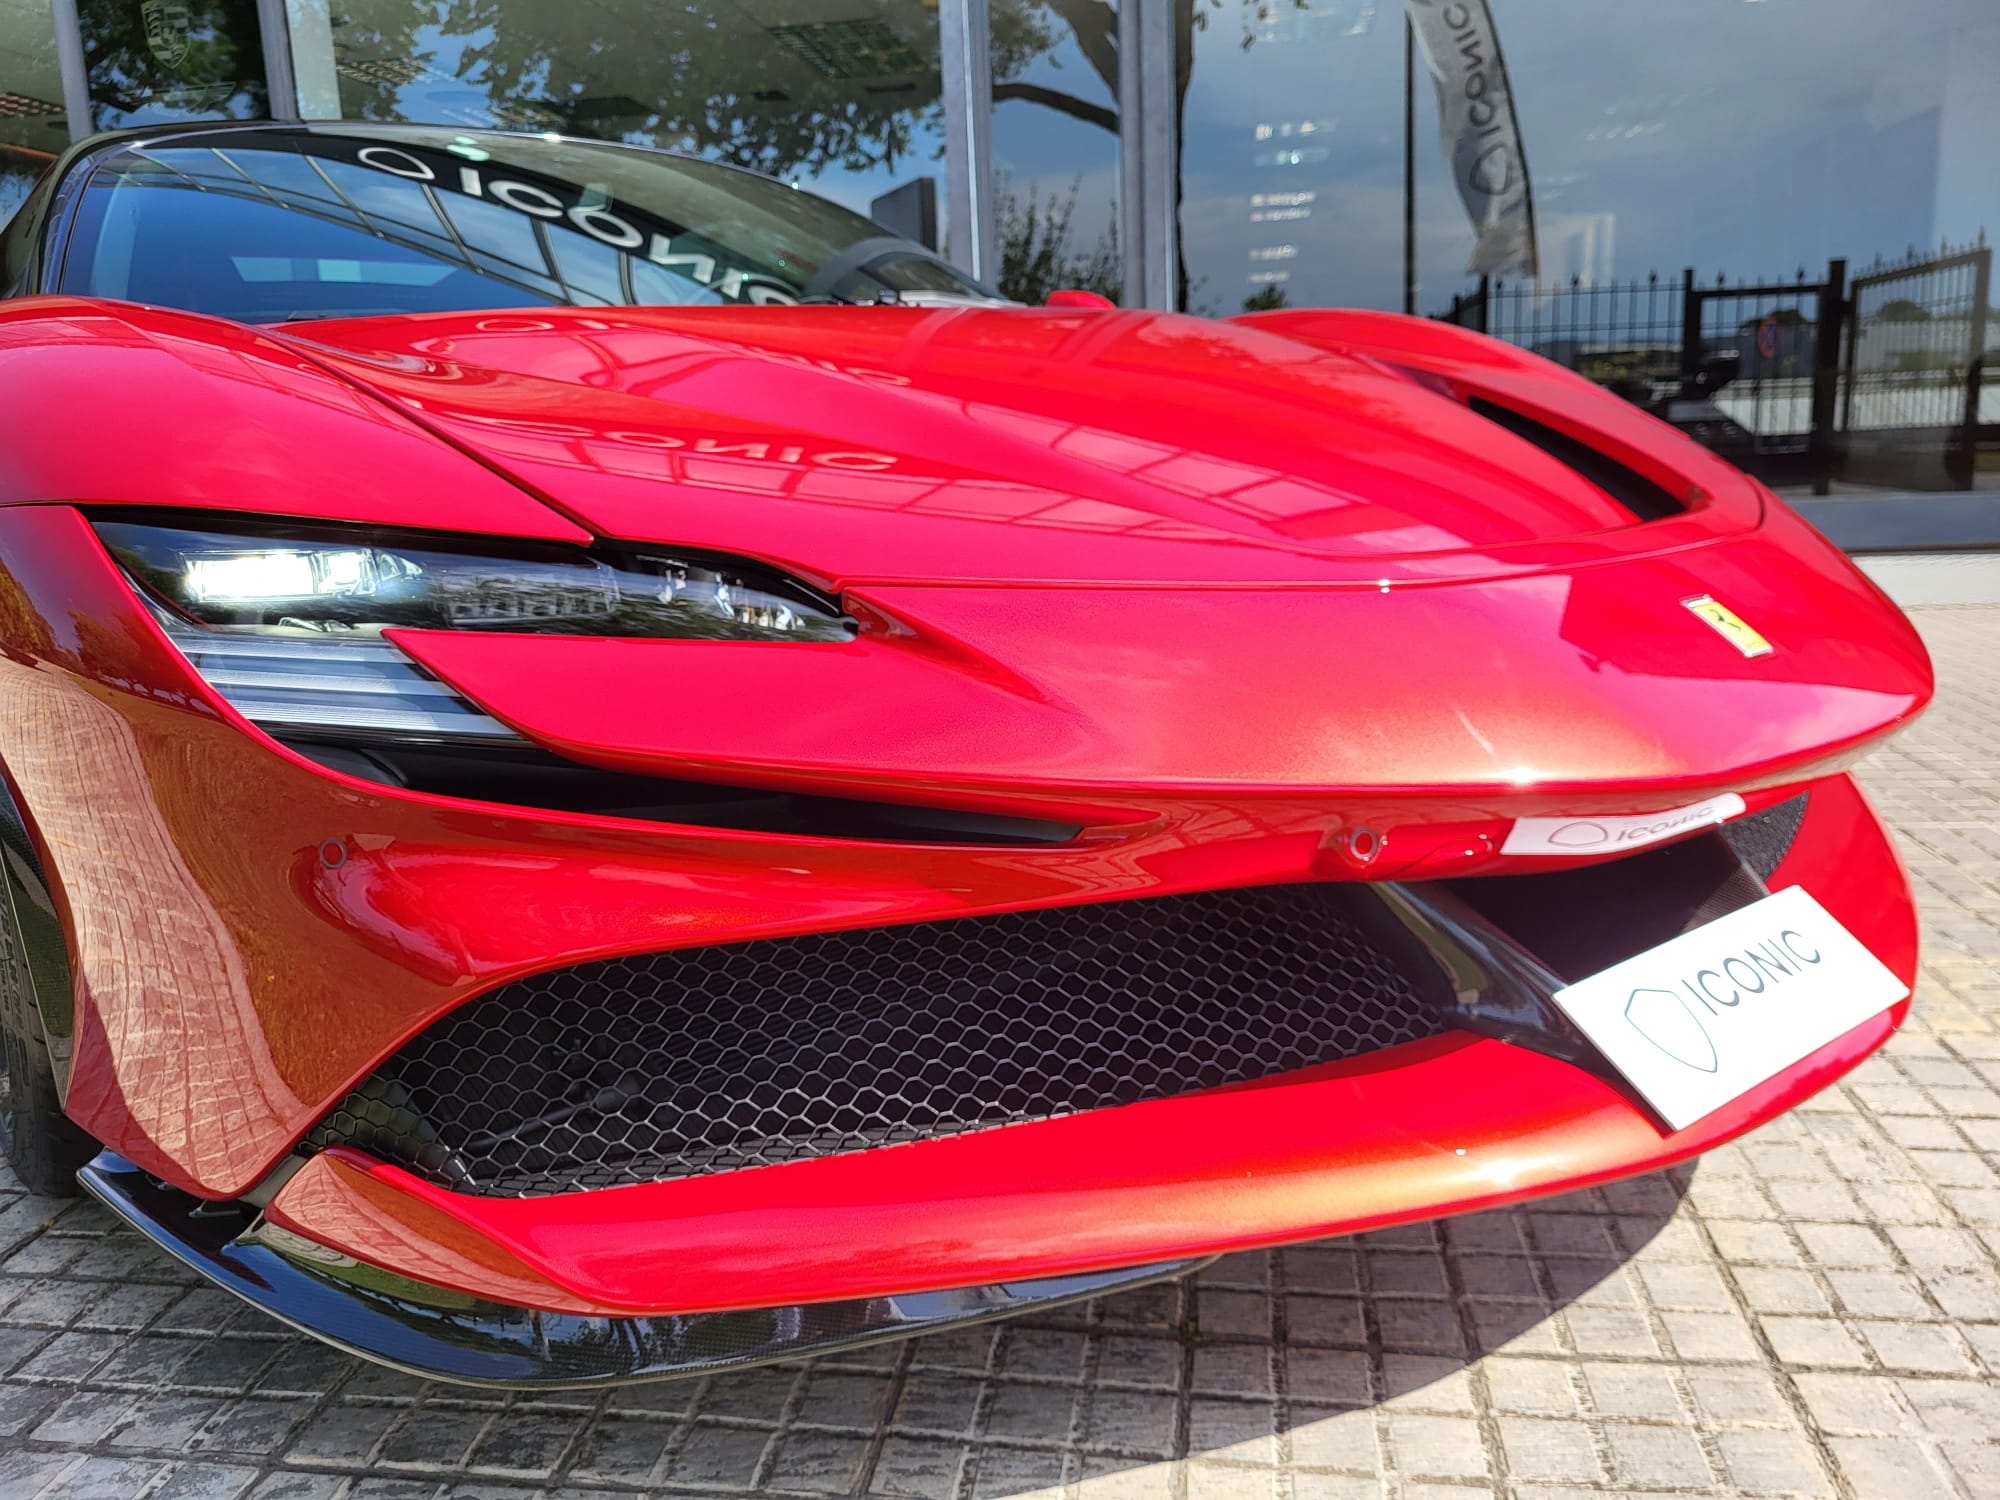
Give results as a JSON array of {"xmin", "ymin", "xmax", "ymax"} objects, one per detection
[
  {"xmin": 79, "ymin": 0, "xmax": 269, "ymax": 129},
  {"xmin": 989, "ymin": 0, "xmax": 1120, "ymax": 304},
  {"xmin": 0, "ymin": 0, "xmax": 69, "ymax": 226},
  {"xmin": 3, "ymin": 0, "xmax": 1992, "ymax": 490},
  {"xmin": 285, "ymin": 0, "xmax": 944, "ymax": 225},
  {"xmin": 1179, "ymin": 0, "xmax": 1997, "ymax": 316}
]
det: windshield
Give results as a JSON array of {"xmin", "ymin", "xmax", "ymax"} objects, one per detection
[{"xmin": 58, "ymin": 125, "xmax": 994, "ymax": 323}]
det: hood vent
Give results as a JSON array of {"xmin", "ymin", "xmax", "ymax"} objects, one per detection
[{"xmin": 1468, "ymin": 396, "xmax": 1687, "ymax": 522}]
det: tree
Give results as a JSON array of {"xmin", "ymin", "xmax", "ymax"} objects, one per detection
[
  {"xmin": 1875, "ymin": 298, "xmax": 1934, "ymax": 323},
  {"xmin": 1736, "ymin": 306, "xmax": 1810, "ymax": 332},
  {"xmin": 1242, "ymin": 284, "xmax": 1291, "ymax": 311},
  {"xmin": 994, "ymin": 177, "xmax": 1121, "ymax": 304}
]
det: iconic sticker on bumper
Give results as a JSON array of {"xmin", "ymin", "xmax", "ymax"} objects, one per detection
[
  {"xmin": 1683, "ymin": 595, "xmax": 1774, "ymax": 657},
  {"xmin": 1549, "ymin": 886, "xmax": 1907, "ymax": 1131},
  {"xmin": 1500, "ymin": 793, "xmax": 1746, "ymax": 857}
]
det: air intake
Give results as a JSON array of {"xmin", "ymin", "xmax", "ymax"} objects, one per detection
[
  {"xmin": 305, "ymin": 883, "xmax": 1449, "ymax": 1196},
  {"xmin": 1469, "ymin": 396, "xmax": 1688, "ymax": 521}
]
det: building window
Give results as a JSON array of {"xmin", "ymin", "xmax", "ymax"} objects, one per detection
[
  {"xmin": 1176, "ymin": 0, "xmax": 1996, "ymax": 316},
  {"xmin": 988, "ymin": 0, "xmax": 1120, "ymax": 305},
  {"xmin": 78, "ymin": 0, "xmax": 270, "ymax": 129},
  {"xmin": 0, "ymin": 0, "xmax": 70, "ymax": 226},
  {"xmin": 284, "ymin": 0, "xmax": 945, "ymax": 224}
]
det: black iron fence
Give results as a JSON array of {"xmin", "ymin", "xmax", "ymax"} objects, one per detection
[
  {"xmin": 1436, "ymin": 236, "xmax": 1994, "ymax": 493},
  {"xmin": 1843, "ymin": 244, "xmax": 1993, "ymax": 489}
]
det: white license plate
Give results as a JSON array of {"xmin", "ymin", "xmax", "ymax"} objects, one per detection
[
  {"xmin": 1501, "ymin": 794, "xmax": 1746, "ymax": 857},
  {"xmin": 1549, "ymin": 886, "xmax": 1907, "ymax": 1130}
]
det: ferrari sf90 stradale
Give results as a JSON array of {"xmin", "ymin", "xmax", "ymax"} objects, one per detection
[{"xmin": 0, "ymin": 124, "xmax": 1929, "ymax": 1385}]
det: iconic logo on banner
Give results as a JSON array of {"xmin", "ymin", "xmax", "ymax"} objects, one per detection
[
  {"xmin": 143, "ymin": 0, "xmax": 193, "ymax": 70},
  {"xmin": 1406, "ymin": 0, "xmax": 1539, "ymax": 280}
]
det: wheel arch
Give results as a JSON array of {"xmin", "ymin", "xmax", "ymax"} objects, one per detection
[{"xmin": 0, "ymin": 766, "xmax": 76, "ymax": 1096}]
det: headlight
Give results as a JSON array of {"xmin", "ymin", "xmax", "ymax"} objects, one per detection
[{"xmin": 96, "ymin": 517, "xmax": 853, "ymax": 743}]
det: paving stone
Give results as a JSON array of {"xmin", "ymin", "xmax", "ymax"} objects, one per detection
[
  {"xmin": 1385, "ymin": 1413, "xmax": 1486, "ymax": 1480},
  {"xmin": 1856, "ymin": 1318, "xmax": 1979, "ymax": 1374},
  {"xmin": 1285, "ymin": 1405, "xmax": 1379, "ymax": 1473},
  {"xmin": 1494, "ymin": 1417, "xmax": 1601, "ymax": 1484},
  {"xmin": 1602, "ymin": 1422, "xmax": 1713, "ymax": 1488},
  {"xmin": 1578, "ymin": 1362, "xmax": 1682, "ymax": 1423},
  {"xmin": 1826, "ymin": 1435, "xmax": 1958, "ymax": 1496},
  {"xmin": 1481, "ymin": 1358, "xmax": 1578, "ymax": 1416},
  {"xmin": 1712, "ymin": 1427, "xmax": 1832, "ymax": 1496},
  {"xmin": 1760, "ymin": 1315, "xmax": 1873, "ymax": 1368}
]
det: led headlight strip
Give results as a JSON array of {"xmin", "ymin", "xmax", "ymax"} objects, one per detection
[
  {"xmin": 143, "ymin": 599, "xmax": 523, "ymax": 741},
  {"xmin": 97, "ymin": 516, "xmax": 853, "ymax": 745}
]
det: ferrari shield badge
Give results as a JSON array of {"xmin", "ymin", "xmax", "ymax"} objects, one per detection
[
  {"xmin": 1682, "ymin": 595, "xmax": 1773, "ymax": 658},
  {"xmin": 143, "ymin": 0, "xmax": 193, "ymax": 70}
]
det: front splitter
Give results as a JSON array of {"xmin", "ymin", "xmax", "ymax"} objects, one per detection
[{"xmin": 77, "ymin": 1153, "xmax": 1206, "ymax": 1389}]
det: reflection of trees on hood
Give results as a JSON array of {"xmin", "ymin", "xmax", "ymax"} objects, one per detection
[{"xmin": 78, "ymin": 0, "xmax": 268, "ymax": 121}]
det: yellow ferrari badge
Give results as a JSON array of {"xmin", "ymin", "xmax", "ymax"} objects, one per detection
[{"xmin": 1682, "ymin": 595, "xmax": 1773, "ymax": 658}]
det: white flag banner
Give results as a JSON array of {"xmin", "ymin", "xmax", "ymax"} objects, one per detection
[{"xmin": 1407, "ymin": 0, "xmax": 1539, "ymax": 279}]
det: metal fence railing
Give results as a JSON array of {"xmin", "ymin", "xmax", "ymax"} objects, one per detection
[{"xmin": 1436, "ymin": 236, "xmax": 1994, "ymax": 492}]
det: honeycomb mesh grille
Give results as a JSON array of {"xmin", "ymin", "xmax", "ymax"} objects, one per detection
[
  {"xmin": 306, "ymin": 884, "xmax": 1448, "ymax": 1197},
  {"xmin": 1722, "ymin": 793, "xmax": 1810, "ymax": 881}
]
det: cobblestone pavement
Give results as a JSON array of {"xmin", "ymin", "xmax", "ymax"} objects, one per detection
[{"xmin": 2, "ymin": 607, "xmax": 1998, "ymax": 1500}]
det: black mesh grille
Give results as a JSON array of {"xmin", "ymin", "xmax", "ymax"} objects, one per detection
[
  {"xmin": 1722, "ymin": 793, "xmax": 1809, "ymax": 880},
  {"xmin": 306, "ymin": 884, "xmax": 1448, "ymax": 1197}
]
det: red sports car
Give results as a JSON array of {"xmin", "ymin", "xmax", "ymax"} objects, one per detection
[{"xmin": 0, "ymin": 123, "xmax": 1930, "ymax": 1386}]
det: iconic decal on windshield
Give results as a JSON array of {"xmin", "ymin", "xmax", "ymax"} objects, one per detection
[
  {"xmin": 1682, "ymin": 595, "xmax": 1774, "ymax": 658},
  {"xmin": 349, "ymin": 143, "xmax": 801, "ymax": 307}
]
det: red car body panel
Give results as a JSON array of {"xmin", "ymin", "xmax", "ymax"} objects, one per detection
[
  {"xmin": 0, "ymin": 300, "xmax": 590, "ymax": 542},
  {"xmin": 0, "ymin": 282, "xmax": 1931, "ymax": 1341},
  {"xmin": 393, "ymin": 526, "xmax": 1923, "ymax": 813},
  {"xmin": 274, "ymin": 303, "xmax": 1765, "ymax": 588}
]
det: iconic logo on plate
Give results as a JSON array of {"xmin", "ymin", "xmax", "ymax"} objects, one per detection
[
  {"xmin": 1500, "ymin": 793, "xmax": 1745, "ymax": 858},
  {"xmin": 1623, "ymin": 987, "xmax": 1720, "ymax": 1073},
  {"xmin": 1543, "ymin": 820, "xmax": 1611, "ymax": 848},
  {"xmin": 1682, "ymin": 595, "xmax": 1773, "ymax": 658}
]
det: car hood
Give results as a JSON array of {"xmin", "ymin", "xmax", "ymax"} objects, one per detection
[{"xmin": 281, "ymin": 304, "xmax": 1758, "ymax": 587}]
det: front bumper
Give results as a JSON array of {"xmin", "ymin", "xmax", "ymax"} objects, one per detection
[
  {"xmin": 75, "ymin": 771, "xmax": 1910, "ymax": 1386},
  {"xmin": 255, "ymin": 773, "xmax": 1906, "ymax": 1325}
]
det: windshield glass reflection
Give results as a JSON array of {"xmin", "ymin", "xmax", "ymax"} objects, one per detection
[{"xmin": 61, "ymin": 125, "xmax": 992, "ymax": 323}]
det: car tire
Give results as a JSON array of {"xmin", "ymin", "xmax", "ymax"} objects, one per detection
[{"xmin": 1, "ymin": 894, "xmax": 94, "ymax": 1198}]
